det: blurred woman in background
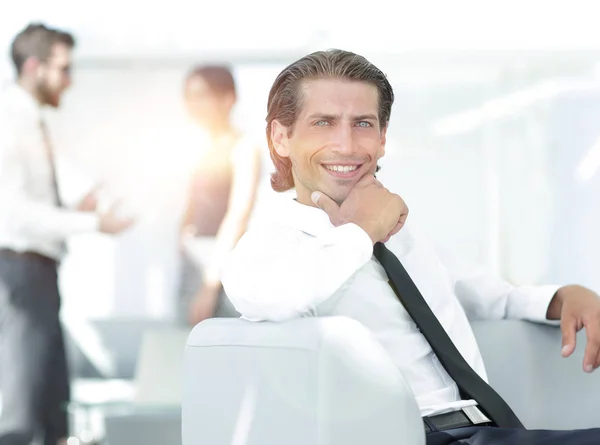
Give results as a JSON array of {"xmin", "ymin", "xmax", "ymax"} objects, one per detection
[{"xmin": 179, "ymin": 65, "xmax": 262, "ymax": 325}]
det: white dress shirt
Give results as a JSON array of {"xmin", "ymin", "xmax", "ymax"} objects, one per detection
[
  {"xmin": 0, "ymin": 84, "xmax": 98, "ymax": 260},
  {"xmin": 222, "ymin": 196, "xmax": 560, "ymax": 416}
]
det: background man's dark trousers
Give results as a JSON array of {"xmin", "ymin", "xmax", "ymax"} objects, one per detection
[{"xmin": 0, "ymin": 251, "xmax": 70, "ymax": 445}]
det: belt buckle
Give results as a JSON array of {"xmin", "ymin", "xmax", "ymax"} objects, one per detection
[{"xmin": 462, "ymin": 406, "xmax": 491, "ymax": 425}]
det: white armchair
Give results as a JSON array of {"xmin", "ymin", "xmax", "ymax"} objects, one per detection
[{"xmin": 182, "ymin": 317, "xmax": 600, "ymax": 445}]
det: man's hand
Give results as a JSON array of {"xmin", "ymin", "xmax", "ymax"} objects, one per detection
[
  {"xmin": 98, "ymin": 203, "xmax": 135, "ymax": 234},
  {"xmin": 77, "ymin": 186, "xmax": 101, "ymax": 212},
  {"xmin": 548, "ymin": 285, "xmax": 600, "ymax": 372},
  {"xmin": 311, "ymin": 175, "xmax": 408, "ymax": 244}
]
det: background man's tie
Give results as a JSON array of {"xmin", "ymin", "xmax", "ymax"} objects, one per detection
[
  {"xmin": 39, "ymin": 119, "xmax": 63, "ymax": 208},
  {"xmin": 40, "ymin": 119, "xmax": 68, "ymax": 256}
]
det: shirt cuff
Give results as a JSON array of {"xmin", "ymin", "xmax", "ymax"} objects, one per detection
[{"xmin": 506, "ymin": 284, "xmax": 562, "ymax": 325}]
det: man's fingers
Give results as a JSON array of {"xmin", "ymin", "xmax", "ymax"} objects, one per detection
[
  {"xmin": 380, "ymin": 212, "xmax": 407, "ymax": 242},
  {"xmin": 398, "ymin": 205, "xmax": 409, "ymax": 227},
  {"xmin": 583, "ymin": 322, "xmax": 600, "ymax": 373},
  {"xmin": 311, "ymin": 191, "xmax": 341, "ymax": 226},
  {"xmin": 377, "ymin": 195, "xmax": 409, "ymax": 243},
  {"xmin": 560, "ymin": 316, "xmax": 578, "ymax": 358},
  {"xmin": 388, "ymin": 220, "xmax": 404, "ymax": 238},
  {"xmin": 594, "ymin": 347, "xmax": 600, "ymax": 371},
  {"xmin": 583, "ymin": 340, "xmax": 600, "ymax": 373},
  {"xmin": 391, "ymin": 195, "xmax": 409, "ymax": 230}
]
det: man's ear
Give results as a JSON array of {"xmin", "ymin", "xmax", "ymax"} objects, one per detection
[
  {"xmin": 20, "ymin": 57, "xmax": 40, "ymax": 76},
  {"xmin": 271, "ymin": 120, "xmax": 291, "ymax": 157}
]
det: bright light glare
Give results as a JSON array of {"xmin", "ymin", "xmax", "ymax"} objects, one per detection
[
  {"xmin": 576, "ymin": 136, "xmax": 600, "ymax": 182},
  {"xmin": 231, "ymin": 385, "xmax": 257, "ymax": 445}
]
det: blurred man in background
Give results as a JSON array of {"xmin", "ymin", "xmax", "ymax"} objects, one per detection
[{"xmin": 0, "ymin": 23, "xmax": 133, "ymax": 445}]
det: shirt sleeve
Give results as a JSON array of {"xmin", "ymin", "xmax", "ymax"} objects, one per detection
[
  {"xmin": 221, "ymin": 222, "xmax": 374, "ymax": 321},
  {"xmin": 438, "ymin": 246, "xmax": 560, "ymax": 324},
  {"xmin": 0, "ymin": 119, "xmax": 99, "ymax": 242}
]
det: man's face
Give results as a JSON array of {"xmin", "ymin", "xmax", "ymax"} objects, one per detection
[
  {"xmin": 271, "ymin": 78, "xmax": 386, "ymax": 206},
  {"xmin": 36, "ymin": 43, "xmax": 72, "ymax": 108}
]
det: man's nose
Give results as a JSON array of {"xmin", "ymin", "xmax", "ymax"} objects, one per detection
[{"xmin": 330, "ymin": 125, "xmax": 356, "ymax": 154}]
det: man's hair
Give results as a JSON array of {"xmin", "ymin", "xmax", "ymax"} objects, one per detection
[
  {"xmin": 266, "ymin": 49, "xmax": 394, "ymax": 192},
  {"xmin": 185, "ymin": 65, "xmax": 236, "ymax": 96},
  {"xmin": 10, "ymin": 23, "xmax": 76, "ymax": 76}
]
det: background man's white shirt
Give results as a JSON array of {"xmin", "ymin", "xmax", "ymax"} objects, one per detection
[{"xmin": 0, "ymin": 84, "xmax": 98, "ymax": 260}]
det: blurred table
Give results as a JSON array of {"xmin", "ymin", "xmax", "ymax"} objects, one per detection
[{"xmin": 66, "ymin": 379, "xmax": 181, "ymax": 445}]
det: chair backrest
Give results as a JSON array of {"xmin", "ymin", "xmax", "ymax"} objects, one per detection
[
  {"xmin": 472, "ymin": 319, "xmax": 600, "ymax": 430},
  {"xmin": 182, "ymin": 317, "xmax": 425, "ymax": 445}
]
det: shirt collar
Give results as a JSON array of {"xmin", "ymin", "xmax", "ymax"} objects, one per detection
[{"xmin": 276, "ymin": 194, "xmax": 336, "ymax": 237}]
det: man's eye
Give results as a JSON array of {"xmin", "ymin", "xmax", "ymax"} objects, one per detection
[
  {"xmin": 356, "ymin": 121, "xmax": 372, "ymax": 127},
  {"xmin": 315, "ymin": 120, "xmax": 329, "ymax": 127}
]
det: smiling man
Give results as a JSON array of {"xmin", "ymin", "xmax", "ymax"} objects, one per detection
[{"xmin": 221, "ymin": 49, "xmax": 600, "ymax": 444}]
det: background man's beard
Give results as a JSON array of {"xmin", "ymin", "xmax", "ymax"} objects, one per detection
[{"xmin": 36, "ymin": 82, "xmax": 60, "ymax": 108}]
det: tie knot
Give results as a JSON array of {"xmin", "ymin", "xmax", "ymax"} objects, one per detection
[{"xmin": 373, "ymin": 241, "xmax": 386, "ymax": 261}]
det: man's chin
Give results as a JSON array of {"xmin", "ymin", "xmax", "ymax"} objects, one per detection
[
  {"xmin": 37, "ymin": 86, "xmax": 61, "ymax": 108},
  {"xmin": 46, "ymin": 98, "xmax": 60, "ymax": 108},
  {"xmin": 324, "ymin": 182, "xmax": 356, "ymax": 206},
  {"xmin": 41, "ymin": 92, "xmax": 61, "ymax": 108},
  {"xmin": 324, "ymin": 190, "xmax": 349, "ymax": 207}
]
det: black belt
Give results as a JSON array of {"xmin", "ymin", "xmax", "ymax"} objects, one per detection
[
  {"xmin": 424, "ymin": 407, "xmax": 495, "ymax": 433},
  {"xmin": 0, "ymin": 249, "xmax": 57, "ymax": 266}
]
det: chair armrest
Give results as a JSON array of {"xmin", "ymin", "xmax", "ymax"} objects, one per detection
[
  {"xmin": 472, "ymin": 319, "xmax": 600, "ymax": 429},
  {"xmin": 182, "ymin": 316, "xmax": 424, "ymax": 445}
]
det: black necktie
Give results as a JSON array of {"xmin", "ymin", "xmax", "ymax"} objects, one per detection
[
  {"xmin": 373, "ymin": 242, "xmax": 523, "ymax": 428},
  {"xmin": 40, "ymin": 120, "xmax": 68, "ymax": 256},
  {"xmin": 39, "ymin": 119, "xmax": 63, "ymax": 208}
]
